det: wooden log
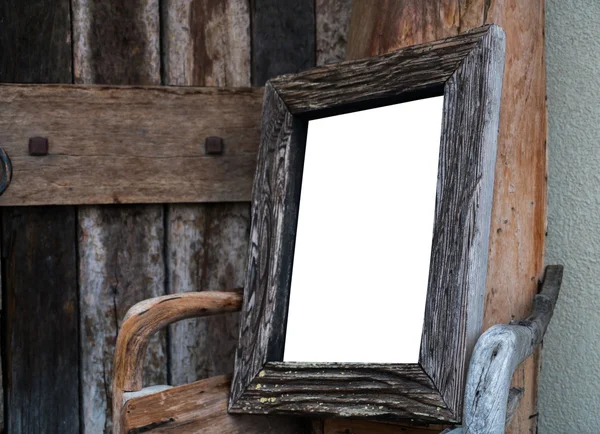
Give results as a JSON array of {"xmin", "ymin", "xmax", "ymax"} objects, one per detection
[
  {"xmin": 72, "ymin": 1, "xmax": 167, "ymax": 432},
  {"xmin": 0, "ymin": 0, "xmax": 79, "ymax": 432},
  {"xmin": 0, "ymin": 84, "xmax": 262, "ymax": 206},
  {"xmin": 121, "ymin": 375, "xmax": 310, "ymax": 434},
  {"xmin": 443, "ymin": 265, "xmax": 563, "ymax": 434},
  {"xmin": 339, "ymin": 0, "xmax": 547, "ymax": 432},
  {"xmin": 113, "ymin": 291, "xmax": 243, "ymax": 433},
  {"xmin": 162, "ymin": 0, "xmax": 253, "ymax": 387},
  {"xmin": 113, "ymin": 291, "xmax": 311, "ymax": 433}
]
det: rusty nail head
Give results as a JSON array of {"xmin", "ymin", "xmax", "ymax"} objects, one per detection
[
  {"xmin": 205, "ymin": 136, "xmax": 223, "ymax": 155},
  {"xmin": 29, "ymin": 137, "xmax": 49, "ymax": 156}
]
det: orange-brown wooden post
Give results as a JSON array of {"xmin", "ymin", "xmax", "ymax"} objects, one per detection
[{"xmin": 328, "ymin": 1, "xmax": 547, "ymax": 433}]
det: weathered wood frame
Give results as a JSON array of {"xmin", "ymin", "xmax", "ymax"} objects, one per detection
[{"xmin": 229, "ymin": 25, "xmax": 506, "ymax": 423}]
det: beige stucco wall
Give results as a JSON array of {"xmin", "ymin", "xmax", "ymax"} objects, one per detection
[{"xmin": 539, "ymin": 0, "xmax": 600, "ymax": 432}]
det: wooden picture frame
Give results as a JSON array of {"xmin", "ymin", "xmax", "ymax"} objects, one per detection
[{"xmin": 229, "ymin": 25, "xmax": 506, "ymax": 423}]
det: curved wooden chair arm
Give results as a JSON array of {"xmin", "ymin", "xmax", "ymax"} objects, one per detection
[
  {"xmin": 112, "ymin": 290, "xmax": 242, "ymax": 432},
  {"xmin": 444, "ymin": 264, "xmax": 563, "ymax": 434}
]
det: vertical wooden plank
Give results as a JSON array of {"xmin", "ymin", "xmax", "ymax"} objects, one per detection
[
  {"xmin": 71, "ymin": 1, "xmax": 167, "ymax": 432},
  {"xmin": 483, "ymin": 2, "xmax": 547, "ymax": 433},
  {"xmin": 316, "ymin": 0, "xmax": 352, "ymax": 65},
  {"xmin": 162, "ymin": 0, "xmax": 252, "ymax": 386},
  {"xmin": 0, "ymin": 1, "xmax": 79, "ymax": 432},
  {"xmin": 339, "ymin": 0, "xmax": 547, "ymax": 433},
  {"xmin": 3, "ymin": 209, "xmax": 79, "ymax": 434},
  {"xmin": 252, "ymin": 0, "xmax": 316, "ymax": 86},
  {"xmin": 346, "ymin": 0, "xmax": 460, "ymax": 60}
]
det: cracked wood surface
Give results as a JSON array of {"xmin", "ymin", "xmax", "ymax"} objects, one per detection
[
  {"xmin": 0, "ymin": 84, "xmax": 262, "ymax": 206},
  {"xmin": 74, "ymin": 1, "xmax": 167, "ymax": 433},
  {"xmin": 162, "ymin": 0, "xmax": 253, "ymax": 388}
]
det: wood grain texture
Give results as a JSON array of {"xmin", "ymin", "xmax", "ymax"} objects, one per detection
[
  {"xmin": 231, "ymin": 26, "xmax": 504, "ymax": 423},
  {"xmin": 72, "ymin": 0, "xmax": 160, "ymax": 85},
  {"xmin": 316, "ymin": 0, "xmax": 352, "ymax": 66},
  {"xmin": 251, "ymin": 0, "xmax": 316, "ymax": 86},
  {"xmin": 79, "ymin": 206, "xmax": 167, "ymax": 433},
  {"xmin": 113, "ymin": 291, "xmax": 242, "ymax": 433},
  {"xmin": 342, "ymin": 1, "xmax": 547, "ymax": 433},
  {"xmin": 72, "ymin": 4, "xmax": 164, "ymax": 431},
  {"xmin": 0, "ymin": 84, "xmax": 262, "ymax": 206},
  {"xmin": 481, "ymin": 2, "xmax": 547, "ymax": 433},
  {"xmin": 420, "ymin": 25, "xmax": 505, "ymax": 416},
  {"xmin": 162, "ymin": 0, "xmax": 253, "ymax": 388},
  {"xmin": 0, "ymin": 0, "xmax": 72, "ymax": 83},
  {"xmin": 234, "ymin": 363, "xmax": 452, "ymax": 422},
  {"xmin": 121, "ymin": 375, "xmax": 310, "ymax": 433},
  {"xmin": 3, "ymin": 207, "xmax": 79, "ymax": 433},
  {"xmin": 167, "ymin": 204, "xmax": 250, "ymax": 385},
  {"xmin": 0, "ymin": 1, "xmax": 78, "ymax": 432},
  {"xmin": 444, "ymin": 266, "xmax": 562, "ymax": 434},
  {"xmin": 271, "ymin": 26, "xmax": 490, "ymax": 116},
  {"xmin": 229, "ymin": 82, "xmax": 303, "ymax": 406},
  {"xmin": 162, "ymin": 0, "xmax": 250, "ymax": 87}
]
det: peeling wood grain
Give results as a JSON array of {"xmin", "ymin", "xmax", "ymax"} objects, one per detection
[
  {"xmin": 162, "ymin": 0, "xmax": 253, "ymax": 388},
  {"xmin": 316, "ymin": 0, "xmax": 352, "ymax": 66},
  {"xmin": 0, "ymin": 1, "xmax": 78, "ymax": 432},
  {"xmin": 167, "ymin": 204, "xmax": 250, "ymax": 384},
  {"xmin": 73, "ymin": 1, "xmax": 167, "ymax": 433},
  {"xmin": 79, "ymin": 206, "xmax": 168, "ymax": 433},
  {"xmin": 72, "ymin": 0, "xmax": 160, "ymax": 85},
  {"xmin": 0, "ymin": 84, "xmax": 263, "ymax": 206},
  {"xmin": 162, "ymin": 0, "xmax": 250, "ymax": 86}
]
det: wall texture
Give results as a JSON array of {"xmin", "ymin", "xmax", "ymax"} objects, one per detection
[{"xmin": 539, "ymin": 0, "xmax": 600, "ymax": 432}]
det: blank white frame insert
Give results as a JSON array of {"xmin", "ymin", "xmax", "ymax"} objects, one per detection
[{"xmin": 283, "ymin": 96, "xmax": 444, "ymax": 364}]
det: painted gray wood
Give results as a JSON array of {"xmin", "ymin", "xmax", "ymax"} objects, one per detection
[
  {"xmin": 443, "ymin": 265, "xmax": 563, "ymax": 434},
  {"xmin": 230, "ymin": 25, "xmax": 506, "ymax": 423}
]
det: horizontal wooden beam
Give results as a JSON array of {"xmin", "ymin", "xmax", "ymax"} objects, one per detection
[{"xmin": 0, "ymin": 84, "xmax": 263, "ymax": 205}]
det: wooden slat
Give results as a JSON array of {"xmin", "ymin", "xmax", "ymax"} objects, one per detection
[
  {"xmin": 0, "ymin": 0, "xmax": 79, "ymax": 432},
  {"xmin": 162, "ymin": 0, "xmax": 253, "ymax": 388},
  {"xmin": 335, "ymin": 0, "xmax": 547, "ymax": 433},
  {"xmin": 252, "ymin": 0, "xmax": 316, "ymax": 86},
  {"xmin": 0, "ymin": 84, "xmax": 262, "ymax": 206},
  {"xmin": 72, "ymin": 1, "xmax": 167, "ymax": 433},
  {"xmin": 316, "ymin": 0, "xmax": 352, "ymax": 66},
  {"xmin": 3, "ymin": 208, "xmax": 79, "ymax": 433},
  {"xmin": 121, "ymin": 375, "xmax": 310, "ymax": 433},
  {"xmin": 482, "ymin": 1, "xmax": 547, "ymax": 432}
]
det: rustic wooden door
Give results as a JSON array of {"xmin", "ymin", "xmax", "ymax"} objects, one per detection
[{"xmin": 0, "ymin": 1, "xmax": 349, "ymax": 432}]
